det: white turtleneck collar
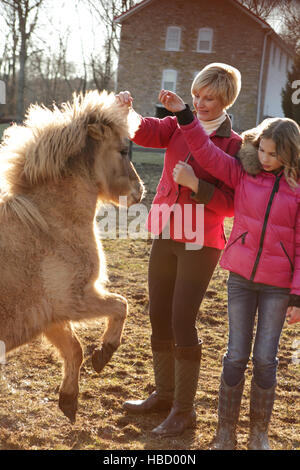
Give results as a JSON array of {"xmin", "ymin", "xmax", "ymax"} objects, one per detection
[{"xmin": 198, "ymin": 111, "xmax": 227, "ymax": 135}]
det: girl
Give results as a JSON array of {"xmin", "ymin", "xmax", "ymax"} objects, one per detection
[
  {"xmin": 116, "ymin": 63, "xmax": 242, "ymax": 437},
  {"xmin": 159, "ymin": 89, "xmax": 300, "ymax": 449}
]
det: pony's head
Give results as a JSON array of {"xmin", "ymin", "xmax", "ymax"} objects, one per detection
[{"xmin": 0, "ymin": 90, "xmax": 144, "ymax": 206}]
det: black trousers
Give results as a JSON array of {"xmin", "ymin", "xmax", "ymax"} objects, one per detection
[{"xmin": 148, "ymin": 236, "xmax": 221, "ymax": 347}]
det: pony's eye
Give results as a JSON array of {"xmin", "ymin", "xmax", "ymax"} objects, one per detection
[{"xmin": 120, "ymin": 148, "xmax": 128, "ymax": 157}]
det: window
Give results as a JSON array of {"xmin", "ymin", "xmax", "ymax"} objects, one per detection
[
  {"xmin": 165, "ymin": 26, "xmax": 181, "ymax": 51},
  {"xmin": 162, "ymin": 69, "xmax": 177, "ymax": 92},
  {"xmin": 197, "ymin": 28, "xmax": 213, "ymax": 53}
]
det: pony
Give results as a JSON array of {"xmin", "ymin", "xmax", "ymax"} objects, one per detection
[{"xmin": 0, "ymin": 90, "xmax": 144, "ymax": 423}]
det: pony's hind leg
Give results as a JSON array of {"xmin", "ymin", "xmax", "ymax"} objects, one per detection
[{"xmin": 44, "ymin": 321, "xmax": 83, "ymax": 423}]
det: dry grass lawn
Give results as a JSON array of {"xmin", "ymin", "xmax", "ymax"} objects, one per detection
[{"xmin": 0, "ymin": 154, "xmax": 299, "ymax": 451}]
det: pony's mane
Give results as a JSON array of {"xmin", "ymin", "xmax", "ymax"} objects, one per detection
[
  {"xmin": 0, "ymin": 90, "xmax": 140, "ymax": 231},
  {"xmin": 0, "ymin": 90, "xmax": 133, "ymax": 193}
]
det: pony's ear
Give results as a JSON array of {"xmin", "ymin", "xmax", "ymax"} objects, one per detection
[{"xmin": 87, "ymin": 123, "xmax": 103, "ymax": 141}]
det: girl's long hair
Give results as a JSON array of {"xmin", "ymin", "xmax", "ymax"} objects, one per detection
[{"xmin": 254, "ymin": 118, "xmax": 300, "ymax": 189}]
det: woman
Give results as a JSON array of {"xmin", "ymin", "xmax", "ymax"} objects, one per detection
[
  {"xmin": 158, "ymin": 90, "xmax": 300, "ymax": 449},
  {"xmin": 116, "ymin": 63, "xmax": 242, "ymax": 437}
]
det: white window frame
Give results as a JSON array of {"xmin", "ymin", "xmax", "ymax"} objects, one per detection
[
  {"xmin": 165, "ymin": 26, "xmax": 181, "ymax": 51},
  {"xmin": 161, "ymin": 69, "xmax": 177, "ymax": 93},
  {"xmin": 197, "ymin": 28, "xmax": 213, "ymax": 53}
]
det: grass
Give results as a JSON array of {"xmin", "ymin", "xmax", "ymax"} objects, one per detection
[
  {"xmin": 132, "ymin": 150, "xmax": 164, "ymax": 166},
  {"xmin": 0, "ymin": 123, "xmax": 10, "ymax": 140},
  {"xmin": 0, "ymin": 151, "xmax": 299, "ymax": 451}
]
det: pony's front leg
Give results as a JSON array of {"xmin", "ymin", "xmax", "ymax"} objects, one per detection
[
  {"xmin": 82, "ymin": 286, "xmax": 128, "ymax": 373},
  {"xmin": 44, "ymin": 321, "xmax": 83, "ymax": 423}
]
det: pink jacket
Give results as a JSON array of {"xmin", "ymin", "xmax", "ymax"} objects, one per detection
[
  {"xmin": 133, "ymin": 114, "xmax": 241, "ymax": 249},
  {"xmin": 178, "ymin": 112, "xmax": 300, "ymax": 296}
]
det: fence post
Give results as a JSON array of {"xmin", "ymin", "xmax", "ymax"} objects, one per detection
[
  {"xmin": 129, "ymin": 140, "xmax": 133, "ymax": 161},
  {"xmin": 0, "ymin": 80, "xmax": 6, "ymax": 104}
]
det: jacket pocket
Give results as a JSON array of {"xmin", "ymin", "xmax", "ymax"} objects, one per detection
[
  {"xmin": 280, "ymin": 241, "xmax": 294, "ymax": 273},
  {"xmin": 226, "ymin": 231, "xmax": 248, "ymax": 250}
]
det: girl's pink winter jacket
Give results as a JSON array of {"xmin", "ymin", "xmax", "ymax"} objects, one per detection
[
  {"xmin": 178, "ymin": 113, "xmax": 300, "ymax": 296},
  {"xmin": 133, "ymin": 114, "xmax": 241, "ymax": 249}
]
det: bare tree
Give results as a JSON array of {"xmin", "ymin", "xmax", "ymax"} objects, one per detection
[
  {"xmin": 84, "ymin": 0, "xmax": 139, "ymax": 91},
  {"xmin": 0, "ymin": 6, "xmax": 19, "ymax": 116},
  {"xmin": 278, "ymin": 0, "xmax": 300, "ymax": 53},
  {"xmin": 237, "ymin": 0, "xmax": 288, "ymax": 20},
  {"xmin": 27, "ymin": 33, "xmax": 77, "ymax": 105},
  {"xmin": 0, "ymin": 0, "xmax": 45, "ymax": 120}
]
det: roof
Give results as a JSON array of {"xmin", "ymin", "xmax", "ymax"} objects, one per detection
[
  {"xmin": 114, "ymin": 0, "xmax": 294, "ymax": 57},
  {"xmin": 114, "ymin": 0, "xmax": 270, "ymax": 26},
  {"xmin": 114, "ymin": 0, "xmax": 152, "ymax": 23}
]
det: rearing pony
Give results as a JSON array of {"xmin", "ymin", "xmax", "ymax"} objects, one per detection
[{"xmin": 0, "ymin": 90, "xmax": 144, "ymax": 423}]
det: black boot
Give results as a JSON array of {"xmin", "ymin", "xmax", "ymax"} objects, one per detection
[
  {"xmin": 248, "ymin": 379, "xmax": 276, "ymax": 450},
  {"xmin": 123, "ymin": 337, "xmax": 174, "ymax": 414},
  {"xmin": 210, "ymin": 375, "xmax": 245, "ymax": 450},
  {"xmin": 151, "ymin": 341, "xmax": 202, "ymax": 437}
]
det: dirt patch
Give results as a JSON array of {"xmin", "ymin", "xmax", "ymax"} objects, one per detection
[{"xmin": 0, "ymin": 160, "xmax": 299, "ymax": 451}]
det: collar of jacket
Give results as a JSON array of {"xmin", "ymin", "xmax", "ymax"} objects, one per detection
[
  {"xmin": 212, "ymin": 115, "xmax": 232, "ymax": 138},
  {"xmin": 192, "ymin": 111, "xmax": 232, "ymax": 138},
  {"xmin": 238, "ymin": 128, "xmax": 300, "ymax": 176}
]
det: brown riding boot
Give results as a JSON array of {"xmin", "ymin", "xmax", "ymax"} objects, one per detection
[
  {"xmin": 123, "ymin": 337, "xmax": 174, "ymax": 414},
  {"xmin": 151, "ymin": 341, "xmax": 202, "ymax": 437},
  {"xmin": 210, "ymin": 374, "xmax": 245, "ymax": 450},
  {"xmin": 248, "ymin": 379, "xmax": 276, "ymax": 450}
]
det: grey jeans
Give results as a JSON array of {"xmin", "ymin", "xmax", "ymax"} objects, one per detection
[{"xmin": 223, "ymin": 272, "xmax": 289, "ymax": 389}]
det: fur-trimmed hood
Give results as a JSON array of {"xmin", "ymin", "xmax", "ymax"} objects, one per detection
[
  {"xmin": 237, "ymin": 127, "xmax": 300, "ymax": 176},
  {"xmin": 237, "ymin": 129, "xmax": 262, "ymax": 175}
]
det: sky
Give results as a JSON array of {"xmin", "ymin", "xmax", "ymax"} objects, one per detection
[{"xmin": 39, "ymin": 0, "xmax": 105, "ymax": 69}]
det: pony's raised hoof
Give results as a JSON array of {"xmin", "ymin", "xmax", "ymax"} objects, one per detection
[
  {"xmin": 59, "ymin": 392, "xmax": 78, "ymax": 424},
  {"xmin": 91, "ymin": 343, "xmax": 118, "ymax": 373}
]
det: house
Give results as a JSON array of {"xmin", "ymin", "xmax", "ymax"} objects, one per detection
[{"xmin": 114, "ymin": 0, "xmax": 294, "ymax": 133}]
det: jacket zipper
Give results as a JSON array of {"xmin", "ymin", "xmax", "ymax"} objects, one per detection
[
  {"xmin": 250, "ymin": 173, "xmax": 283, "ymax": 281},
  {"xmin": 226, "ymin": 231, "xmax": 248, "ymax": 250},
  {"xmin": 280, "ymin": 242, "xmax": 294, "ymax": 273}
]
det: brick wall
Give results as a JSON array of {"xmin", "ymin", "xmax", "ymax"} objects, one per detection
[{"xmin": 116, "ymin": 0, "xmax": 266, "ymax": 133}]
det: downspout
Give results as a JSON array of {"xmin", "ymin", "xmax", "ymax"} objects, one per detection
[{"xmin": 256, "ymin": 29, "xmax": 272, "ymax": 125}]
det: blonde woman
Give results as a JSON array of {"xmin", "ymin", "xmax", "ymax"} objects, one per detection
[
  {"xmin": 116, "ymin": 63, "xmax": 242, "ymax": 437},
  {"xmin": 160, "ymin": 88, "xmax": 300, "ymax": 449}
]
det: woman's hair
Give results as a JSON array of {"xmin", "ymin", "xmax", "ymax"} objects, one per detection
[
  {"xmin": 191, "ymin": 63, "xmax": 241, "ymax": 109},
  {"xmin": 255, "ymin": 117, "xmax": 300, "ymax": 189}
]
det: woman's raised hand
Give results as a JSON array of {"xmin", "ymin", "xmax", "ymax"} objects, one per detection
[
  {"xmin": 115, "ymin": 91, "xmax": 133, "ymax": 107},
  {"xmin": 159, "ymin": 89, "xmax": 186, "ymax": 113}
]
